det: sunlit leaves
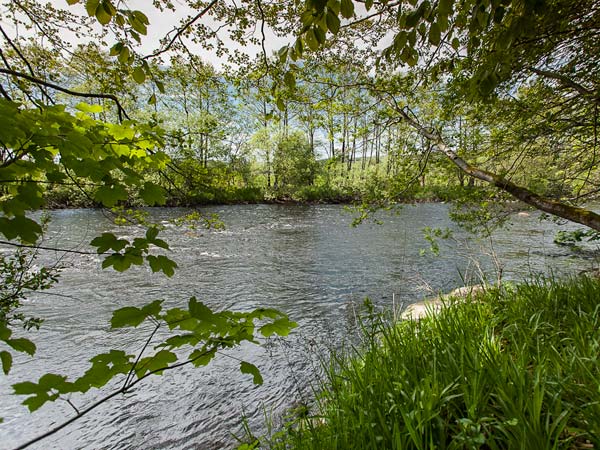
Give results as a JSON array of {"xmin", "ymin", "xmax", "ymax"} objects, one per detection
[
  {"xmin": 12, "ymin": 298, "xmax": 295, "ymax": 412},
  {"xmin": 0, "ymin": 100, "xmax": 167, "ymax": 245},
  {"xmin": 110, "ymin": 300, "xmax": 163, "ymax": 328}
]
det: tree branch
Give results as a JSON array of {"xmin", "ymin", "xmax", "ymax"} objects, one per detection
[
  {"xmin": 143, "ymin": 0, "xmax": 219, "ymax": 60},
  {"xmin": 0, "ymin": 68, "xmax": 130, "ymax": 121},
  {"xmin": 13, "ymin": 346, "xmax": 219, "ymax": 450},
  {"xmin": 392, "ymin": 103, "xmax": 600, "ymax": 231},
  {"xmin": 530, "ymin": 67, "xmax": 599, "ymax": 101}
]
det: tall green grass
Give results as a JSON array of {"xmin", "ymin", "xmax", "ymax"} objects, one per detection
[{"xmin": 264, "ymin": 277, "xmax": 600, "ymax": 449}]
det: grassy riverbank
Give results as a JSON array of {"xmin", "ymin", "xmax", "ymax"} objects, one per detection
[{"xmin": 257, "ymin": 277, "xmax": 600, "ymax": 449}]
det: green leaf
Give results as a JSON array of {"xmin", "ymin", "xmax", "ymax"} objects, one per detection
[
  {"xmin": 94, "ymin": 183, "xmax": 128, "ymax": 207},
  {"xmin": 135, "ymin": 350, "xmax": 177, "ymax": 377},
  {"xmin": 117, "ymin": 46, "xmax": 130, "ymax": 64},
  {"xmin": 305, "ymin": 28, "xmax": 320, "ymax": 51},
  {"xmin": 240, "ymin": 361, "xmax": 263, "ymax": 385},
  {"xmin": 0, "ymin": 216, "xmax": 43, "ymax": 244},
  {"xmin": 66, "ymin": 0, "xmax": 80, "ymax": 4},
  {"xmin": 438, "ymin": 0, "xmax": 453, "ymax": 15},
  {"xmin": 326, "ymin": 9, "xmax": 340, "ymax": 34},
  {"xmin": 146, "ymin": 254, "xmax": 177, "ymax": 277},
  {"xmin": 188, "ymin": 297, "xmax": 214, "ymax": 321},
  {"xmin": 259, "ymin": 317, "xmax": 297, "ymax": 337},
  {"xmin": 0, "ymin": 323, "xmax": 11, "ymax": 341},
  {"xmin": 90, "ymin": 232, "xmax": 129, "ymax": 253},
  {"xmin": 155, "ymin": 80, "xmax": 165, "ymax": 93},
  {"xmin": 142, "ymin": 299, "xmax": 163, "ymax": 317},
  {"xmin": 132, "ymin": 66, "xmax": 146, "ymax": 84},
  {"xmin": 1, "ymin": 351, "xmax": 12, "ymax": 375},
  {"xmin": 110, "ymin": 306, "xmax": 147, "ymax": 328},
  {"xmin": 148, "ymin": 94, "xmax": 157, "ymax": 105},
  {"xmin": 95, "ymin": 2, "xmax": 112, "ymax": 25},
  {"xmin": 340, "ymin": 0, "xmax": 354, "ymax": 18},
  {"xmin": 139, "ymin": 182, "xmax": 166, "ymax": 206},
  {"xmin": 283, "ymin": 71, "xmax": 296, "ymax": 89},
  {"xmin": 7, "ymin": 338, "xmax": 36, "ymax": 356},
  {"xmin": 85, "ymin": 0, "xmax": 99, "ymax": 16},
  {"xmin": 429, "ymin": 22, "xmax": 441, "ymax": 46},
  {"xmin": 76, "ymin": 102, "xmax": 103, "ymax": 113},
  {"xmin": 190, "ymin": 347, "xmax": 216, "ymax": 367}
]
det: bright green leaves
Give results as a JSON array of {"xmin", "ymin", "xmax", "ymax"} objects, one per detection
[
  {"xmin": 90, "ymin": 228, "xmax": 176, "ymax": 276},
  {"xmin": 111, "ymin": 300, "xmax": 163, "ymax": 328},
  {"xmin": 240, "ymin": 361, "xmax": 263, "ymax": 385},
  {"xmin": 11, "ymin": 298, "xmax": 295, "ymax": 413},
  {"xmin": 0, "ymin": 99, "xmax": 168, "ymax": 245},
  {"xmin": 259, "ymin": 317, "xmax": 297, "ymax": 337}
]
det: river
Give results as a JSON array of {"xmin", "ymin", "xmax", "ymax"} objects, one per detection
[{"xmin": 0, "ymin": 204, "xmax": 597, "ymax": 449}]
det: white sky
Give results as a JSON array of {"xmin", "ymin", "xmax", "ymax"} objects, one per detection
[{"xmin": 39, "ymin": 0, "xmax": 289, "ymax": 69}]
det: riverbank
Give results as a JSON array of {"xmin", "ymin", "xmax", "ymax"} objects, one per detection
[
  {"xmin": 43, "ymin": 183, "xmax": 477, "ymax": 209},
  {"xmin": 252, "ymin": 277, "xmax": 600, "ymax": 449}
]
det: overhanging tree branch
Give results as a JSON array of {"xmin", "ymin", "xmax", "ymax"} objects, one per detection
[
  {"xmin": 392, "ymin": 103, "xmax": 600, "ymax": 231},
  {"xmin": 0, "ymin": 68, "xmax": 130, "ymax": 121}
]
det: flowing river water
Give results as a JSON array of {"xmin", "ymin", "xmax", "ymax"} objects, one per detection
[{"xmin": 0, "ymin": 204, "xmax": 597, "ymax": 449}]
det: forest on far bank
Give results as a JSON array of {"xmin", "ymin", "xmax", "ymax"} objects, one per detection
[{"xmin": 2, "ymin": 0, "xmax": 598, "ymax": 213}]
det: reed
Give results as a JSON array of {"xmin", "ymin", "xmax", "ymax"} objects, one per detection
[{"xmin": 267, "ymin": 277, "xmax": 600, "ymax": 449}]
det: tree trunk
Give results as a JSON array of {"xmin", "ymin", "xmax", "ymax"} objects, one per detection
[{"xmin": 395, "ymin": 107, "xmax": 600, "ymax": 231}]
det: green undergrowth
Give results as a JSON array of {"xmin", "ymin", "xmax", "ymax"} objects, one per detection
[{"xmin": 255, "ymin": 277, "xmax": 600, "ymax": 449}]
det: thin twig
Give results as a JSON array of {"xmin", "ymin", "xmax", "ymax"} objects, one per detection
[{"xmin": 143, "ymin": 0, "xmax": 219, "ymax": 60}]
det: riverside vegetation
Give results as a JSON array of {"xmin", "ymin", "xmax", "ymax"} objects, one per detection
[{"xmin": 248, "ymin": 277, "xmax": 600, "ymax": 449}]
